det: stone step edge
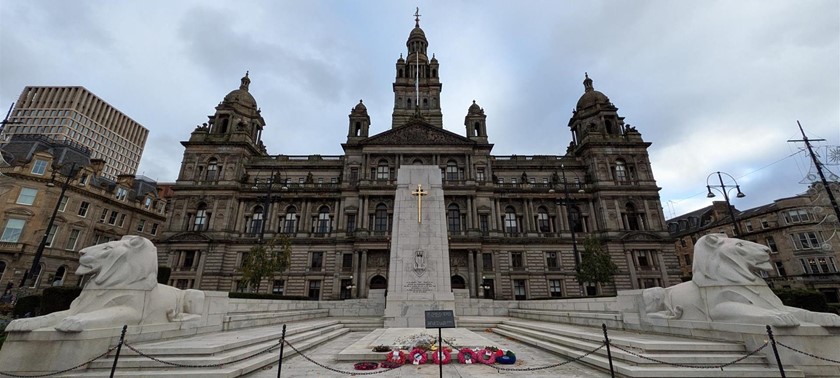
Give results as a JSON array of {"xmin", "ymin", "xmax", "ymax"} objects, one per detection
[
  {"xmin": 492, "ymin": 328, "xmax": 801, "ymax": 378},
  {"xmin": 224, "ymin": 309, "xmax": 329, "ymax": 321},
  {"xmin": 503, "ymin": 319, "xmax": 744, "ymax": 352},
  {"xmin": 81, "ymin": 327, "xmax": 350, "ymax": 375},
  {"xmin": 123, "ymin": 319, "xmax": 341, "ymax": 356},
  {"xmin": 510, "ymin": 308, "xmax": 622, "ymax": 320},
  {"xmin": 496, "ymin": 324, "xmax": 765, "ymax": 365}
]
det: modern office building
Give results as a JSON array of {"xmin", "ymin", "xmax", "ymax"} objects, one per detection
[
  {"xmin": 1, "ymin": 86, "xmax": 148, "ymax": 179},
  {"xmin": 156, "ymin": 19, "xmax": 681, "ymax": 299}
]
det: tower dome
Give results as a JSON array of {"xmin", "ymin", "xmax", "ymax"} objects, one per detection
[
  {"xmin": 222, "ymin": 72, "xmax": 257, "ymax": 109},
  {"xmin": 575, "ymin": 73, "xmax": 610, "ymax": 111}
]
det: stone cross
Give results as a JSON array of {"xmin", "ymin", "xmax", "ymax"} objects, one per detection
[{"xmin": 411, "ymin": 184, "xmax": 427, "ymax": 223}]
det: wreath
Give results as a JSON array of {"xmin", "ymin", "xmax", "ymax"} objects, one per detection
[
  {"xmin": 380, "ymin": 361, "xmax": 402, "ymax": 369},
  {"xmin": 431, "ymin": 348, "xmax": 452, "ymax": 365},
  {"xmin": 408, "ymin": 348, "xmax": 428, "ymax": 365},
  {"xmin": 497, "ymin": 350, "xmax": 517, "ymax": 365},
  {"xmin": 477, "ymin": 348, "xmax": 497, "ymax": 364},
  {"xmin": 385, "ymin": 350, "xmax": 406, "ymax": 365},
  {"xmin": 458, "ymin": 348, "xmax": 479, "ymax": 364},
  {"xmin": 354, "ymin": 362, "xmax": 379, "ymax": 370}
]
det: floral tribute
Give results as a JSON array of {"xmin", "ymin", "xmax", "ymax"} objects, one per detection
[
  {"xmin": 458, "ymin": 348, "xmax": 479, "ymax": 364},
  {"xmin": 354, "ymin": 362, "xmax": 379, "ymax": 370},
  {"xmin": 408, "ymin": 348, "xmax": 428, "ymax": 365},
  {"xmin": 476, "ymin": 348, "xmax": 497, "ymax": 364},
  {"xmin": 384, "ymin": 349, "xmax": 406, "ymax": 365},
  {"xmin": 431, "ymin": 347, "xmax": 452, "ymax": 365},
  {"xmin": 497, "ymin": 350, "xmax": 517, "ymax": 364}
]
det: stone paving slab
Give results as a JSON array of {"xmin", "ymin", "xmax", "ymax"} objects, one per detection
[{"xmin": 247, "ymin": 331, "xmax": 609, "ymax": 377}]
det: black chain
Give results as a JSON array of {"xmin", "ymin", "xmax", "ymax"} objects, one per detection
[
  {"xmin": 123, "ymin": 340, "xmax": 281, "ymax": 368},
  {"xmin": 282, "ymin": 339, "xmax": 402, "ymax": 375},
  {"xmin": 610, "ymin": 341, "xmax": 768, "ymax": 369},
  {"xmin": 776, "ymin": 341, "xmax": 840, "ymax": 364},
  {"xmin": 487, "ymin": 342, "xmax": 605, "ymax": 372},
  {"xmin": 0, "ymin": 346, "xmax": 117, "ymax": 377}
]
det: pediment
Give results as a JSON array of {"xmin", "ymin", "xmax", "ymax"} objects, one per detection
[
  {"xmin": 166, "ymin": 232, "xmax": 213, "ymax": 243},
  {"xmin": 362, "ymin": 120, "xmax": 475, "ymax": 146},
  {"xmin": 620, "ymin": 231, "xmax": 663, "ymax": 241}
]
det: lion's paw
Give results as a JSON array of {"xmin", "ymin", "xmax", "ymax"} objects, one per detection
[
  {"xmin": 814, "ymin": 314, "xmax": 840, "ymax": 327},
  {"xmin": 5, "ymin": 318, "xmax": 38, "ymax": 332},
  {"xmin": 55, "ymin": 316, "xmax": 86, "ymax": 333},
  {"xmin": 768, "ymin": 312, "xmax": 801, "ymax": 327}
]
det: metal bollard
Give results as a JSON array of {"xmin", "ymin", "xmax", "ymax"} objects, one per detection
[
  {"xmin": 110, "ymin": 325, "xmax": 128, "ymax": 378},
  {"xmin": 766, "ymin": 325, "xmax": 786, "ymax": 378},
  {"xmin": 277, "ymin": 324, "xmax": 286, "ymax": 378},
  {"xmin": 602, "ymin": 324, "xmax": 615, "ymax": 378}
]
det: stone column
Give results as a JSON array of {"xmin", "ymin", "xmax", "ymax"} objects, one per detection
[
  {"xmin": 359, "ymin": 250, "xmax": 368, "ymax": 297},
  {"xmin": 467, "ymin": 250, "xmax": 476, "ymax": 297},
  {"xmin": 626, "ymin": 249, "xmax": 638, "ymax": 289},
  {"xmin": 656, "ymin": 250, "xmax": 669, "ymax": 286}
]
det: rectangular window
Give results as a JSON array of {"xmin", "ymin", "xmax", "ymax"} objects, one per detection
[
  {"xmin": 482, "ymin": 253, "xmax": 493, "ymax": 271},
  {"xmin": 308, "ymin": 280, "xmax": 321, "ymax": 300},
  {"xmin": 744, "ymin": 221, "xmax": 753, "ymax": 232},
  {"xmin": 349, "ymin": 168, "xmax": 359, "ymax": 182},
  {"xmin": 346, "ymin": 214, "xmax": 356, "ymax": 233},
  {"xmin": 783, "ymin": 209, "xmax": 810, "ymax": 224},
  {"xmin": 16, "ymin": 188, "xmax": 38, "ymax": 205},
  {"xmin": 78, "ymin": 201, "xmax": 90, "ymax": 217},
  {"xmin": 819, "ymin": 257, "xmax": 834, "ymax": 273},
  {"xmin": 775, "ymin": 261, "xmax": 787, "ymax": 276},
  {"xmin": 31, "ymin": 159, "xmax": 48, "ymax": 175},
  {"xmin": 342, "ymin": 253, "xmax": 353, "ymax": 269},
  {"xmin": 58, "ymin": 196, "xmax": 69, "ymax": 212},
  {"xmin": 118, "ymin": 213, "xmax": 126, "ymax": 227},
  {"xmin": 766, "ymin": 236, "xmax": 778, "ymax": 252},
  {"xmin": 45, "ymin": 225, "xmax": 59, "ymax": 247},
  {"xmin": 808, "ymin": 258, "xmax": 819, "ymax": 274},
  {"xmin": 116, "ymin": 187, "xmax": 128, "ymax": 201},
  {"xmin": 310, "ymin": 251, "xmax": 324, "ymax": 270},
  {"xmin": 637, "ymin": 250, "xmax": 651, "ymax": 269},
  {"xmin": 511, "ymin": 252, "xmax": 523, "ymax": 269},
  {"xmin": 761, "ymin": 218, "xmax": 769, "ymax": 229},
  {"xmin": 546, "ymin": 252, "xmax": 560, "ymax": 269},
  {"xmin": 513, "ymin": 279, "xmax": 527, "ymax": 300},
  {"xmin": 476, "ymin": 169, "xmax": 485, "ymax": 182},
  {"xmin": 182, "ymin": 251, "xmax": 195, "ymax": 269},
  {"xmin": 791, "ymin": 232, "xmax": 821, "ymax": 250},
  {"xmin": 108, "ymin": 211, "xmax": 119, "ymax": 225},
  {"xmin": 79, "ymin": 173, "xmax": 88, "ymax": 186},
  {"xmin": 150, "ymin": 223, "xmax": 159, "ymax": 235},
  {"xmin": 136, "ymin": 219, "xmax": 146, "ymax": 233},
  {"xmin": 479, "ymin": 215, "xmax": 489, "ymax": 233},
  {"xmin": 99, "ymin": 208, "xmax": 109, "ymax": 223},
  {"xmin": 549, "ymin": 279, "xmax": 563, "ymax": 297},
  {"xmin": 272, "ymin": 280, "xmax": 285, "ymax": 295},
  {"xmin": 1, "ymin": 219, "xmax": 26, "ymax": 242},
  {"xmin": 65, "ymin": 229, "xmax": 81, "ymax": 250},
  {"xmin": 239, "ymin": 252, "xmax": 250, "ymax": 268}
]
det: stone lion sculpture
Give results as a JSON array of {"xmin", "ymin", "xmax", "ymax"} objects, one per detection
[
  {"xmin": 643, "ymin": 233, "xmax": 840, "ymax": 327},
  {"xmin": 7, "ymin": 236, "xmax": 205, "ymax": 333}
]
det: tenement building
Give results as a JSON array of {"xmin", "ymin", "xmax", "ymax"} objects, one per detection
[
  {"xmin": 1, "ymin": 86, "xmax": 149, "ymax": 179},
  {"xmin": 667, "ymin": 182, "xmax": 840, "ymax": 304},
  {"xmin": 0, "ymin": 135, "xmax": 166, "ymax": 290},
  {"xmin": 157, "ymin": 19, "xmax": 681, "ymax": 300}
]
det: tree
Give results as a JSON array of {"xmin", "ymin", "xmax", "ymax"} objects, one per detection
[
  {"xmin": 575, "ymin": 236, "xmax": 618, "ymax": 288},
  {"xmin": 240, "ymin": 235, "xmax": 291, "ymax": 293}
]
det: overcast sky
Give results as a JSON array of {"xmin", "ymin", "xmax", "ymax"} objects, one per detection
[{"xmin": 2, "ymin": 1, "xmax": 838, "ymax": 218}]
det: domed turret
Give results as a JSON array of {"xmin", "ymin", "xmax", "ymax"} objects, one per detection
[
  {"xmin": 352, "ymin": 99, "xmax": 367, "ymax": 113},
  {"xmin": 465, "ymin": 100, "xmax": 488, "ymax": 142},
  {"xmin": 222, "ymin": 71, "xmax": 258, "ymax": 110},
  {"xmin": 575, "ymin": 73, "xmax": 610, "ymax": 111},
  {"xmin": 347, "ymin": 99, "xmax": 371, "ymax": 141}
]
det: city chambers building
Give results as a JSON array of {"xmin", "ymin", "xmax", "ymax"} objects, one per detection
[{"xmin": 157, "ymin": 19, "xmax": 681, "ymax": 300}]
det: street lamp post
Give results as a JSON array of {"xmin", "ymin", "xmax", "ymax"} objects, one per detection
[
  {"xmin": 21, "ymin": 163, "xmax": 79, "ymax": 288},
  {"xmin": 706, "ymin": 171, "xmax": 746, "ymax": 237},
  {"xmin": 549, "ymin": 164, "xmax": 585, "ymax": 295}
]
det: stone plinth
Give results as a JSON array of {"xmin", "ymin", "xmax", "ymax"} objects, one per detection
[{"xmin": 384, "ymin": 166, "xmax": 454, "ymax": 328}]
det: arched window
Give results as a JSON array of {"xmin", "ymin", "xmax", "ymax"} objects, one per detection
[
  {"xmin": 374, "ymin": 204, "xmax": 389, "ymax": 232},
  {"xmin": 423, "ymin": 98, "xmax": 428, "ymax": 109},
  {"xmin": 53, "ymin": 266, "xmax": 67, "ymax": 286},
  {"xmin": 504, "ymin": 206, "xmax": 518, "ymax": 234},
  {"xmin": 474, "ymin": 121, "xmax": 481, "ymax": 135},
  {"xmin": 370, "ymin": 275, "xmax": 387, "ymax": 289},
  {"xmin": 406, "ymin": 98, "xmax": 412, "ymax": 109},
  {"xmin": 219, "ymin": 118, "xmax": 229, "ymax": 134},
  {"xmin": 250, "ymin": 206, "xmax": 264, "ymax": 235},
  {"xmin": 316, "ymin": 206, "xmax": 331, "ymax": 234},
  {"xmin": 445, "ymin": 160, "xmax": 460, "ymax": 181},
  {"xmin": 432, "ymin": 69, "xmax": 437, "ymax": 78},
  {"xmin": 193, "ymin": 203, "xmax": 208, "ymax": 231},
  {"xmin": 537, "ymin": 207, "xmax": 550, "ymax": 233},
  {"xmin": 376, "ymin": 160, "xmax": 390, "ymax": 180},
  {"xmin": 451, "ymin": 275, "xmax": 466, "ymax": 289},
  {"xmin": 354, "ymin": 121, "xmax": 361, "ymax": 136},
  {"xmin": 447, "ymin": 204, "xmax": 461, "ymax": 232},
  {"xmin": 399, "ymin": 68, "xmax": 404, "ymax": 78},
  {"xmin": 205, "ymin": 158, "xmax": 218, "ymax": 181},
  {"xmin": 614, "ymin": 159, "xmax": 627, "ymax": 182},
  {"xmin": 569, "ymin": 206, "xmax": 583, "ymax": 233},
  {"xmin": 412, "ymin": 158, "xmax": 424, "ymax": 165},
  {"xmin": 283, "ymin": 206, "xmax": 297, "ymax": 234}
]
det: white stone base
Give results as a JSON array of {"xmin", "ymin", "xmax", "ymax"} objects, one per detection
[{"xmin": 383, "ymin": 292, "xmax": 455, "ymax": 328}]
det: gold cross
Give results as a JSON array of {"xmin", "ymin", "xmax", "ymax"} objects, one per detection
[{"xmin": 411, "ymin": 184, "xmax": 428, "ymax": 223}]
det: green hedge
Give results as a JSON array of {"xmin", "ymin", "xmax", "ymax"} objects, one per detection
[
  {"xmin": 40, "ymin": 287, "xmax": 82, "ymax": 315},
  {"xmin": 773, "ymin": 288, "xmax": 830, "ymax": 313},
  {"xmin": 12, "ymin": 295, "xmax": 41, "ymax": 318},
  {"xmin": 157, "ymin": 266, "xmax": 172, "ymax": 284},
  {"xmin": 228, "ymin": 292, "xmax": 313, "ymax": 301}
]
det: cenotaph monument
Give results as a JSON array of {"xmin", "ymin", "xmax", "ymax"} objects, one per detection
[{"xmin": 383, "ymin": 165, "xmax": 455, "ymax": 328}]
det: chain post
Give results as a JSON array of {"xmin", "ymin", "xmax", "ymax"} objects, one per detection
[
  {"xmin": 601, "ymin": 324, "xmax": 615, "ymax": 378},
  {"xmin": 766, "ymin": 325, "xmax": 786, "ymax": 378},
  {"xmin": 277, "ymin": 324, "xmax": 286, "ymax": 378},
  {"xmin": 109, "ymin": 325, "xmax": 128, "ymax": 378}
]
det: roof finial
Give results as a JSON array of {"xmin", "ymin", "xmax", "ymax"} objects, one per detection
[
  {"xmin": 583, "ymin": 72, "xmax": 594, "ymax": 92},
  {"xmin": 414, "ymin": 7, "xmax": 421, "ymax": 27},
  {"xmin": 240, "ymin": 71, "xmax": 251, "ymax": 91}
]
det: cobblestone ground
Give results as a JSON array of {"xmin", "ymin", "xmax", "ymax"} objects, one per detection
[{"xmin": 246, "ymin": 331, "xmax": 609, "ymax": 378}]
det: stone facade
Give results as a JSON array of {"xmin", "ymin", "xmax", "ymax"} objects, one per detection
[
  {"xmin": 667, "ymin": 182, "xmax": 840, "ymax": 303},
  {"xmin": 156, "ymin": 20, "xmax": 680, "ymax": 301},
  {"xmin": 0, "ymin": 135, "xmax": 167, "ymax": 291}
]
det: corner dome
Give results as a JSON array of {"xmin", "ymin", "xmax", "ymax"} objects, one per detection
[
  {"xmin": 223, "ymin": 72, "xmax": 257, "ymax": 109},
  {"xmin": 468, "ymin": 100, "xmax": 482, "ymax": 113},
  {"xmin": 353, "ymin": 99, "xmax": 367, "ymax": 113},
  {"xmin": 575, "ymin": 73, "xmax": 610, "ymax": 111}
]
